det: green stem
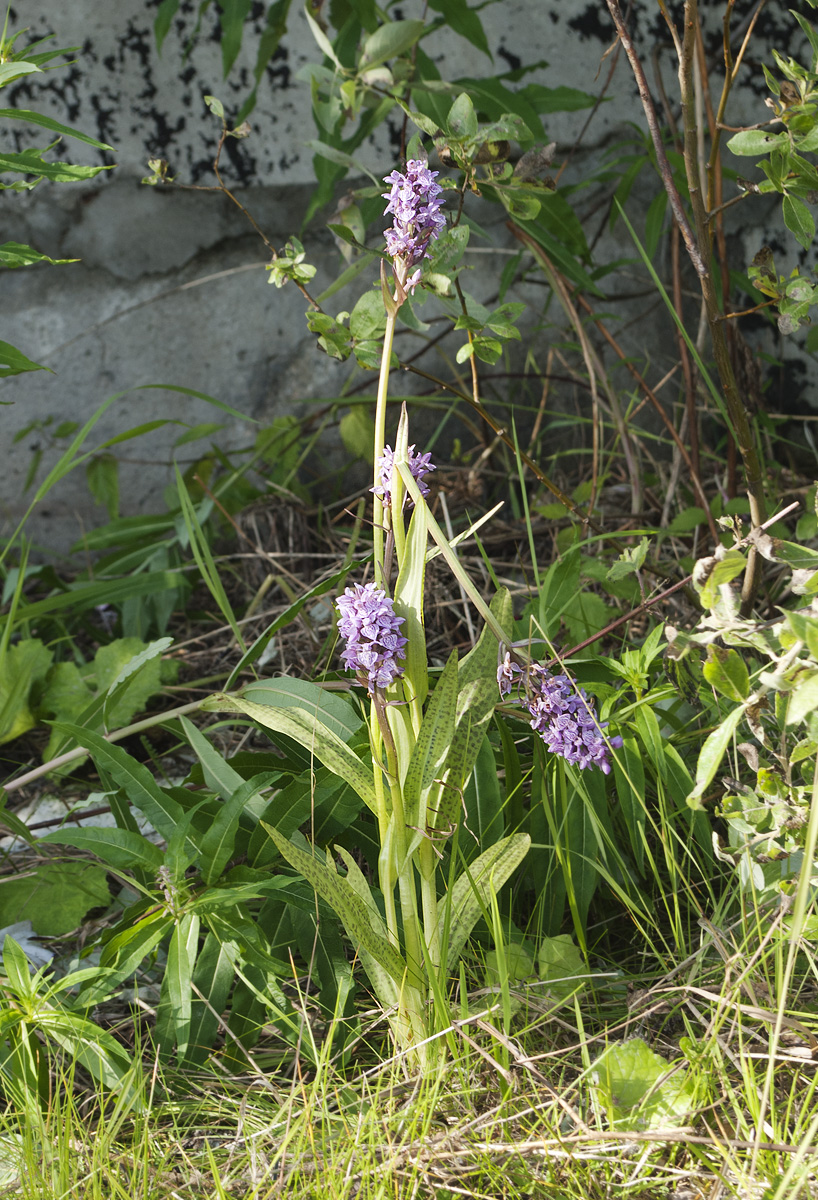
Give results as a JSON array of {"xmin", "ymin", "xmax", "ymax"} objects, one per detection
[
  {"xmin": 373, "ymin": 309, "xmax": 398, "ymax": 589},
  {"xmin": 390, "ymin": 808, "xmax": 425, "ymax": 993},
  {"xmin": 370, "ymin": 703, "xmax": 400, "ymax": 949}
]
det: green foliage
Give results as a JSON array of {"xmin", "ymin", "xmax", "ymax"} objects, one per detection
[
  {"xmin": 727, "ymin": 4, "xmax": 818, "ymax": 330},
  {"xmin": 0, "ymin": 634, "xmax": 169, "ymax": 756},
  {"xmin": 0, "ymin": 30, "xmax": 112, "ymax": 385},
  {"xmin": 0, "ymin": 936, "xmax": 139, "ymax": 1114},
  {"xmin": 594, "ymin": 1039, "xmax": 697, "ymax": 1132},
  {"xmin": 0, "ymin": 863, "xmax": 109, "ymax": 937},
  {"xmin": 2, "ymin": 9, "xmax": 817, "ymax": 1166}
]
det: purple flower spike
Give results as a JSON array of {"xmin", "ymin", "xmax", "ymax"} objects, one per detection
[
  {"xmin": 336, "ymin": 582, "xmax": 407, "ymax": 692},
  {"xmin": 382, "ymin": 160, "xmax": 445, "ymax": 289},
  {"xmin": 372, "ymin": 444, "xmax": 436, "ymax": 506},
  {"xmin": 498, "ymin": 655, "xmax": 622, "ymax": 774}
]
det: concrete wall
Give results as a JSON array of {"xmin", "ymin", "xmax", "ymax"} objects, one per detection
[{"xmin": 0, "ymin": 0, "xmax": 804, "ymax": 549}]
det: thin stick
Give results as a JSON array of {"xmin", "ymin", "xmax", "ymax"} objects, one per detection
[
  {"xmin": 605, "ymin": 0, "xmax": 707, "ymax": 277},
  {"xmin": 4, "ymin": 700, "xmax": 205, "ymax": 794}
]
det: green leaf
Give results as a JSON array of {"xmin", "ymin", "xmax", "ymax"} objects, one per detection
[
  {"xmin": 197, "ymin": 773, "xmax": 275, "ymax": 885},
  {"xmin": 607, "ymin": 537, "xmax": 649, "ymax": 581},
  {"xmin": 687, "ymin": 706, "xmax": 745, "ymax": 807},
  {"xmin": 447, "ymin": 92, "xmax": 478, "ymax": 140},
  {"xmin": 667, "ymin": 506, "xmax": 708, "ymax": 534},
  {"xmin": 86, "ymin": 454, "xmax": 119, "ymax": 520},
  {"xmin": 644, "ymin": 189, "xmax": 668, "ymax": 260},
  {"xmin": 428, "ymin": 0, "xmax": 490, "ymax": 56},
  {"xmin": 519, "ymin": 82, "xmax": 597, "ymax": 116},
  {"xmin": 204, "ymin": 94, "xmax": 225, "ymax": 120},
  {"xmin": 445, "ymin": 833, "xmax": 530, "ymax": 970},
  {"xmin": 537, "ymin": 934, "xmax": 588, "ymax": 1000},
  {"xmin": 472, "ymin": 336, "xmax": 502, "ymax": 364},
  {"xmin": 786, "ymin": 609, "xmax": 818, "ymax": 659},
  {"xmin": 435, "ymin": 590, "xmax": 512, "ymax": 835},
  {"xmin": 3, "ymin": 935, "xmax": 36, "ymax": 1000},
  {"xmin": 462, "ymin": 734, "xmax": 504, "ymax": 856},
  {"xmin": 0, "ymin": 62, "xmax": 41, "ymax": 88},
  {"xmin": 537, "ymin": 549, "xmax": 580, "ymax": 641},
  {"xmin": 262, "ymin": 823, "xmax": 408, "ymax": 987},
  {"xmin": 703, "ymin": 645, "xmax": 750, "ymax": 703},
  {"xmin": 178, "ymin": 714, "xmax": 246, "ymax": 800},
  {"xmin": 99, "ymin": 637, "xmax": 169, "ymax": 730},
  {"xmin": 304, "ymin": 5, "xmax": 343, "ymax": 68},
  {"xmin": 153, "ymin": 0, "xmax": 180, "ymax": 53},
  {"xmin": 0, "ymin": 638, "xmax": 53, "ymax": 745},
  {"xmin": 41, "ymin": 1011, "xmax": 140, "ymax": 1105},
  {"xmin": 39, "ymin": 827, "xmax": 164, "ymax": 872},
  {"xmin": 239, "ymin": 678, "xmax": 362, "ymax": 744},
  {"xmin": 611, "ymin": 736, "xmax": 646, "ymax": 876},
  {"xmin": 175, "ymin": 465, "xmax": 245, "ymax": 651},
  {"xmin": 307, "ymin": 142, "xmax": 380, "ymax": 185},
  {"xmin": 695, "ymin": 547, "xmax": 746, "ymax": 610},
  {"xmin": 361, "ymin": 20, "xmax": 425, "ymax": 68},
  {"xmin": 783, "ymin": 193, "xmax": 816, "ymax": 250},
  {"xmin": 156, "ymin": 912, "xmax": 200, "ymax": 1060},
  {"xmin": 347, "ymin": 0, "xmax": 377, "ymax": 32},
  {"xmin": 0, "ymin": 339, "xmax": 51, "ymax": 379},
  {"xmin": 218, "ymin": 0, "xmax": 253, "ymax": 78},
  {"xmin": 0, "ymin": 241, "xmax": 77, "ymax": 268},
  {"xmin": 403, "ymin": 651, "xmax": 458, "ymax": 830},
  {"xmin": 726, "ymin": 129, "xmax": 789, "ymax": 156},
  {"xmin": 485, "ymin": 941, "xmax": 534, "ymax": 988},
  {"xmin": 6, "ymin": 571, "xmax": 181, "ymax": 628},
  {"xmin": 788, "ymin": 669, "xmax": 818, "ymax": 726},
  {"xmin": 89, "ymin": 911, "xmax": 172, "ymax": 1006},
  {"xmin": 340, "ymin": 405, "xmax": 374, "ymax": 462},
  {"xmin": 203, "ymin": 693, "xmax": 377, "ymax": 813},
  {"xmin": 51, "ymin": 723, "xmax": 185, "ymax": 840},
  {"xmin": 0, "ymin": 108, "xmax": 112, "ymax": 150},
  {"xmin": 0, "ymin": 146, "xmax": 109, "ymax": 183},
  {"xmin": 0, "ymin": 794, "xmax": 35, "ymax": 845},
  {"xmin": 185, "ymin": 932, "xmax": 238, "ymax": 1065},
  {"xmin": 0, "ymin": 862, "xmax": 109, "ymax": 936},
  {"xmin": 173, "ymin": 422, "xmax": 225, "ymax": 448},
  {"xmin": 333, "ymin": 847, "xmax": 398, "ymax": 1010},
  {"xmin": 349, "ymin": 289, "xmax": 387, "ymax": 341},
  {"xmin": 393, "ymin": 499, "xmax": 429, "ymax": 709},
  {"xmin": 594, "ymin": 1039, "xmax": 696, "ymax": 1131}
]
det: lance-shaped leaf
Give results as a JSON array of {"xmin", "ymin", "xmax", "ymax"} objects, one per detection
[
  {"xmin": 432, "ymin": 588, "xmax": 513, "ymax": 834},
  {"xmin": 156, "ymin": 912, "xmax": 200, "ymax": 1061},
  {"xmin": 445, "ymin": 832, "xmax": 531, "ymax": 972},
  {"xmin": 50, "ymin": 723, "xmax": 185, "ymax": 842},
  {"xmin": 40, "ymin": 826, "xmax": 164, "ymax": 873},
  {"xmin": 393, "ymin": 496, "xmax": 429, "ymax": 709},
  {"xmin": 261, "ymin": 823, "xmax": 407, "ymax": 990},
  {"xmin": 334, "ymin": 847, "xmax": 399, "ymax": 1012},
  {"xmin": 185, "ymin": 932, "xmax": 238, "ymax": 1066},
  {"xmin": 240, "ymin": 678, "xmax": 362, "ymax": 743},
  {"xmin": 39, "ymin": 1009, "xmax": 141, "ymax": 1107},
  {"xmin": 203, "ymin": 693, "xmax": 377, "ymax": 814},
  {"xmin": 403, "ymin": 650, "xmax": 458, "ymax": 832},
  {"xmin": 687, "ymin": 705, "xmax": 745, "ymax": 808}
]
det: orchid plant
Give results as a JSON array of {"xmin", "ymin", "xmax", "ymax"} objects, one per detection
[{"xmin": 202, "ymin": 160, "xmax": 622, "ymax": 1065}]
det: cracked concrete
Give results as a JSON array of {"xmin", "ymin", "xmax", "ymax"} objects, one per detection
[{"xmin": 0, "ymin": 0, "xmax": 807, "ymax": 549}]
